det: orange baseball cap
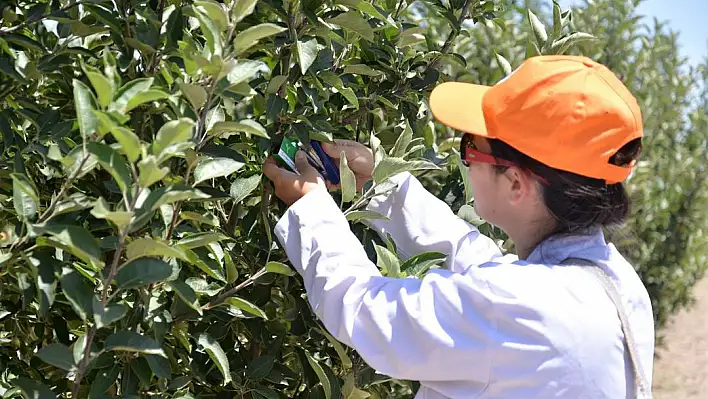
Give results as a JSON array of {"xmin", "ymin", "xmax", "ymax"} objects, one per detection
[{"xmin": 429, "ymin": 55, "xmax": 643, "ymax": 184}]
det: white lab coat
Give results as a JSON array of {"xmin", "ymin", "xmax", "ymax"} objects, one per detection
[{"xmin": 274, "ymin": 172, "xmax": 655, "ymax": 398}]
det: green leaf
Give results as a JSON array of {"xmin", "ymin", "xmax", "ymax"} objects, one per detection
[
  {"xmin": 104, "ymin": 331, "xmax": 166, "ymax": 357},
  {"xmin": 549, "ymin": 32, "xmax": 596, "ymax": 55},
  {"xmin": 194, "ymin": 0, "xmax": 228, "ymax": 32},
  {"xmin": 73, "ymin": 79, "xmax": 99, "ymax": 138},
  {"xmin": 373, "ymin": 244, "xmax": 400, "ymax": 277},
  {"xmin": 338, "ymin": 0, "xmax": 392, "ymax": 26},
  {"xmin": 296, "ymin": 39, "xmax": 319, "ymax": 74},
  {"xmin": 86, "ymin": 142, "xmax": 133, "ymax": 193},
  {"xmin": 13, "ymin": 378, "xmax": 57, "ymax": 399},
  {"xmin": 181, "ymin": 211, "xmax": 218, "ymax": 226},
  {"xmin": 494, "ymin": 51, "xmax": 512, "ymax": 76},
  {"xmin": 11, "ymin": 173, "xmax": 38, "ymax": 220},
  {"xmin": 339, "ymin": 151, "xmax": 357, "ymax": 203},
  {"xmin": 197, "ymin": 333, "xmax": 231, "ymax": 384},
  {"xmin": 109, "ymin": 126, "xmax": 141, "ymax": 163},
  {"xmin": 318, "ymin": 327, "xmax": 352, "ymax": 369},
  {"xmin": 372, "ymin": 157, "xmax": 439, "ymax": 183},
  {"xmin": 146, "ymin": 354, "xmax": 171, "ymax": 378},
  {"xmin": 4, "ymin": 33, "xmax": 43, "ymax": 52},
  {"xmin": 225, "ymin": 252, "xmax": 238, "ymax": 283},
  {"xmin": 111, "ymin": 78, "xmax": 154, "ymax": 113},
  {"xmin": 191, "ymin": 6, "xmax": 223, "ymax": 56},
  {"xmin": 233, "ymin": 23, "xmax": 287, "ymax": 55},
  {"xmin": 338, "ymin": 87, "xmax": 359, "ymax": 109},
  {"xmin": 342, "ymin": 373, "xmax": 370, "ymax": 399},
  {"xmin": 153, "ymin": 186, "xmax": 211, "ymax": 208},
  {"xmin": 223, "ymin": 59, "xmax": 268, "ymax": 86},
  {"xmin": 89, "ymin": 365, "xmax": 120, "ymax": 399},
  {"xmin": 254, "ymin": 386, "xmax": 280, "ymax": 399},
  {"xmin": 35, "ymin": 343, "xmax": 76, "ymax": 371},
  {"xmin": 125, "ymin": 89, "xmax": 170, "ymax": 112},
  {"xmin": 177, "ymin": 232, "xmax": 230, "ymax": 249},
  {"xmin": 327, "ymin": 12, "xmax": 375, "ymax": 42},
  {"xmin": 246, "ymin": 355, "xmax": 275, "ymax": 380},
  {"xmin": 130, "ymin": 357, "xmax": 153, "ymax": 388},
  {"xmin": 127, "ymin": 238, "xmax": 188, "ymax": 261},
  {"xmin": 114, "ymin": 258, "xmax": 173, "ymax": 290},
  {"xmin": 552, "ymin": 1, "xmax": 562, "ymax": 39},
  {"xmin": 36, "ymin": 258, "xmax": 56, "ymax": 316},
  {"xmin": 232, "ymin": 0, "xmax": 258, "ymax": 23},
  {"xmin": 170, "ymin": 280, "xmax": 202, "ymax": 315},
  {"xmin": 138, "ymin": 155, "xmax": 170, "ymax": 187},
  {"xmin": 178, "ymin": 82, "xmax": 207, "ymax": 111},
  {"xmin": 525, "ymin": 39, "xmax": 541, "ymax": 58},
  {"xmin": 37, "ymin": 225, "xmax": 103, "ymax": 265},
  {"xmin": 266, "ymin": 75, "xmax": 288, "ymax": 94},
  {"xmin": 93, "ymin": 300, "xmax": 128, "ymax": 329},
  {"xmin": 90, "ymin": 197, "xmax": 133, "ymax": 230},
  {"xmin": 305, "ymin": 351, "xmax": 333, "ymax": 399},
  {"xmin": 400, "ymin": 251, "xmax": 447, "ymax": 276},
  {"xmin": 343, "ymin": 64, "xmax": 382, "ymax": 76},
  {"xmin": 153, "ymin": 118, "xmax": 195, "ymax": 155},
  {"xmin": 210, "ymin": 120, "xmax": 269, "ymax": 139},
  {"xmin": 527, "ymin": 9, "xmax": 548, "ymax": 47},
  {"xmin": 344, "ymin": 210, "xmax": 389, "ymax": 222},
  {"xmin": 59, "ymin": 271, "xmax": 95, "ymax": 321},
  {"xmin": 265, "ymin": 261, "xmax": 296, "ymax": 276},
  {"xmin": 457, "ymin": 204, "xmax": 485, "ymax": 226},
  {"xmin": 390, "ymin": 119, "xmax": 413, "ymax": 157},
  {"xmin": 230, "ymin": 174, "xmax": 262, "ymax": 204},
  {"xmin": 83, "ymin": 64, "xmax": 114, "ymax": 108},
  {"xmin": 224, "ymin": 296, "xmax": 267, "ymax": 318},
  {"xmin": 193, "ymin": 157, "xmax": 245, "ymax": 184}
]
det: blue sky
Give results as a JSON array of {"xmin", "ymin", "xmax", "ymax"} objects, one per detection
[{"xmin": 559, "ymin": 0, "xmax": 707, "ymax": 67}]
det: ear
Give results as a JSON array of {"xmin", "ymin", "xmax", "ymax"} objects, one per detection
[{"xmin": 503, "ymin": 167, "xmax": 538, "ymax": 205}]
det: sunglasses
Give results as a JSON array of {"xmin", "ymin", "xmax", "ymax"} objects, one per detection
[{"xmin": 459, "ymin": 134, "xmax": 550, "ymax": 185}]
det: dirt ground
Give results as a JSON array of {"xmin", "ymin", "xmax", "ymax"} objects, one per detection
[{"xmin": 652, "ymin": 277, "xmax": 708, "ymax": 398}]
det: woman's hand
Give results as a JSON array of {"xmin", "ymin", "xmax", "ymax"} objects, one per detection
[
  {"xmin": 263, "ymin": 150, "xmax": 326, "ymax": 206},
  {"xmin": 263, "ymin": 139, "xmax": 374, "ymax": 206},
  {"xmin": 321, "ymin": 139, "xmax": 374, "ymax": 192}
]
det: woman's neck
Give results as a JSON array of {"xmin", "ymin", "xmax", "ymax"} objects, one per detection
[{"xmin": 508, "ymin": 217, "xmax": 558, "ymax": 260}]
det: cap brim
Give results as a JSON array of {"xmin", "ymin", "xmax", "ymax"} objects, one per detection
[{"xmin": 429, "ymin": 82, "xmax": 490, "ymax": 136}]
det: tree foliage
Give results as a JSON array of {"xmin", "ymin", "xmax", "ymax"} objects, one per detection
[{"xmin": 0, "ymin": 0, "xmax": 704, "ymax": 397}]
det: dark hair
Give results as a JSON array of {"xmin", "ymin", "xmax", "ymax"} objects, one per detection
[{"xmin": 487, "ymin": 138, "xmax": 642, "ymax": 235}]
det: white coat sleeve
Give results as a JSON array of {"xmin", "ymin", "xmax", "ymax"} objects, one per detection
[
  {"xmin": 274, "ymin": 185, "xmax": 496, "ymax": 383},
  {"xmin": 364, "ymin": 172, "xmax": 503, "ymax": 274}
]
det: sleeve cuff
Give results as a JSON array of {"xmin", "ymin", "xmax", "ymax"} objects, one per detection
[{"xmin": 273, "ymin": 186, "xmax": 347, "ymax": 272}]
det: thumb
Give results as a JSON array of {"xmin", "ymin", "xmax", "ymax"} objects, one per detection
[{"xmin": 294, "ymin": 150, "xmax": 318, "ymax": 178}]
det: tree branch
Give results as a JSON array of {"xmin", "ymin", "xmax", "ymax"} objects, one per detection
[
  {"xmin": 38, "ymin": 154, "xmax": 91, "ymax": 223},
  {"xmin": 428, "ymin": 0, "xmax": 477, "ymax": 71}
]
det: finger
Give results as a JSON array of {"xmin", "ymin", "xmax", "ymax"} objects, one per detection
[
  {"xmin": 263, "ymin": 157, "xmax": 285, "ymax": 183},
  {"xmin": 321, "ymin": 140, "xmax": 341, "ymax": 158},
  {"xmin": 294, "ymin": 150, "xmax": 318, "ymax": 179},
  {"xmin": 325, "ymin": 181, "xmax": 341, "ymax": 191},
  {"xmin": 322, "ymin": 140, "xmax": 373, "ymax": 168},
  {"xmin": 321, "ymin": 139, "xmax": 361, "ymax": 158}
]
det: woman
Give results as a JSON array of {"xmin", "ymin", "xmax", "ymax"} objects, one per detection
[{"xmin": 263, "ymin": 55, "xmax": 654, "ymax": 398}]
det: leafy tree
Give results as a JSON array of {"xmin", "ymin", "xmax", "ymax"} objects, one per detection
[
  {"xmin": 0, "ymin": 0, "xmax": 582, "ymax": 397},
  {"xmin": 0, "ymin": 0, "xmax": 702, "ymax": 398}
]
